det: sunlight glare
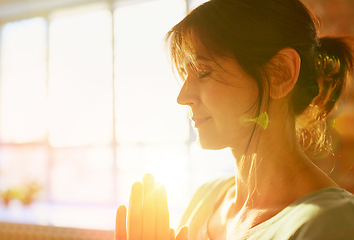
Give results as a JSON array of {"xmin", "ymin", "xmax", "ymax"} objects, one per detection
[
  {"xmin": 48, "ymin": 9, "xmax": 113, "ymax": 147},
  {"xmin": 114, "ymin": 0, "xmax": 188, "ymax": 144},
  {"xmin": 0, "ymin": 18, "xmax": 47, "ymax": 143}
]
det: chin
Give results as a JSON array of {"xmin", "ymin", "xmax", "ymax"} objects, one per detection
[{"xmin": 196, "ymin": 134, "xmax": 227, "ymax": 150}]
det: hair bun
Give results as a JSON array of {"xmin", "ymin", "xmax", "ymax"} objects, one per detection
[{"xmin": 315, "ymin": 53, "xmax": 341, "ymax": 77}]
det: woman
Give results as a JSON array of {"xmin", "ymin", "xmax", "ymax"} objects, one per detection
[{"xmin": 115, "ymin": 0, "xmax": 354, "ymax": 239}]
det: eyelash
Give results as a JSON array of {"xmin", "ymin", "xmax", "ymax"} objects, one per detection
[
  {"xmin": 197, "ymin": 70, "xmax": 210, "ymax": 78},
  {"xmin": 192, "ymin": 63, "xmax": 211, "ymax": 79},
  {"xmin": 179, "ymin": 63, "xmax": 211, "ymax": 80}
]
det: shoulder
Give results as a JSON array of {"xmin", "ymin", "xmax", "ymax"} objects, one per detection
[
  {"xmin": 177, "ymin": 176, "xmax": 234, "ymax": 228},
  {"xmin": 292, "ymin": 188, "xmax": 354, "ymax": 239},
  {"xmin": 186, "ymin": 176, "xmax": 234, "ymax": 208},
  {"xmin": 193, "ymin": 176, "xmax": 234, "ymax": 198}
]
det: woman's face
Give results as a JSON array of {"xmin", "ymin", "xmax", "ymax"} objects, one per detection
[{"xmin": 177, "ymin": 56, "xmax": 259, "ymax": 150}]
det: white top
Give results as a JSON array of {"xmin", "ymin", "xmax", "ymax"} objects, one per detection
[{"xmin": 178, "ymin": 177, "xmax": 354, "ymax": 240}]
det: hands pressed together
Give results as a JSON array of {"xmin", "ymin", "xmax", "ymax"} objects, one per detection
[{"xmin": 115, "ymin": 173, "xmax": 188, "ymax": 240}]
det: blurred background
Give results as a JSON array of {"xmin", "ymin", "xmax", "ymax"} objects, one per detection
[{"xmin": 0, "ymin": 0, "xmax": 353, "ymax": 238}]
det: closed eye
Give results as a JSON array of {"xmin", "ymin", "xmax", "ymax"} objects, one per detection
[
  {"xmin": 191, "ymin": 63, "xmax": 212, "ymax": 79},
  {"xmin": 183, "ymin": 62, "xmax": 213, "ymax": 80},
  {"xmin": 198, "ymin": 70, "xmax": 210, "ymax": 78}
]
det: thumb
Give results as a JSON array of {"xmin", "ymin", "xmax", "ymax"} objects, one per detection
[{"xmin": 176, "ymin": 226, "xmax": 188, "ymax": 240}]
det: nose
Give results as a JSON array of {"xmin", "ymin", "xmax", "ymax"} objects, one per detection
[{"xmin": 177, "ymin": 77, "xmax": 199, "ymax": 106}]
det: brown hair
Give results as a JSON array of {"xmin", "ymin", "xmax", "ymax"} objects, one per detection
[{"xmin": 166, "ymin": 0, "xmax": 354, "ymax": 156}]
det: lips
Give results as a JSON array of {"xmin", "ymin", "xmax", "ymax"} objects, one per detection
[{"xmin": 191, "ymin": 117, "xmax": 211, "ymax": 127}]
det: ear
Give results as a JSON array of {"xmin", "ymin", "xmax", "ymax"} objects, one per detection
[{"xmin": 268, "ymin": 48, "xmax": 301, "ymax": 99}]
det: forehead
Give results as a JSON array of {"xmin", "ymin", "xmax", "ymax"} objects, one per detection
[
  {"xmin": 171, "ymin": 24, "xmax": 212, "ymax": 60},
  {"xmin": 169, "ymin": 24, "xmax": 251, "ymax": 82},
  {"xmin": 176, "ymin": 31, "xmax": 236, "ymax": 71}
]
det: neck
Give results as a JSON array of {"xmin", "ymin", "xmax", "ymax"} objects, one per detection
[{"xmin": 229, "ymin": 109, "xmax": 336, "ymax": 211}]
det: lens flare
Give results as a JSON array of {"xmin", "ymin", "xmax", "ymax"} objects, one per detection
[{"xmin": 239, "ymin": 111, "xmax": 269, "ymax": 130}]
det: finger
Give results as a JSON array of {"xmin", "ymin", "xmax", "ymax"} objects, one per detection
[
  {"xmin": 170, "ymin": 228, "xmax": 176, "ymax": 240},
  {"xmin": 155, "ymin": 183, "xmax": 170, "ymax": 240},
  {"xmin": 115, "ymin": 205, "xmax": 127, "ymax": 240},
  {"xmin": 128, "ymin": 182, "xmax": 143, "ymax": 240},
  {"xmin": 142, "ymin": 173, "xmax": 156, "ymax": 240},
  {"xmin": 176, "ymin": 226, "xmax": 188, "ymax": 240}
]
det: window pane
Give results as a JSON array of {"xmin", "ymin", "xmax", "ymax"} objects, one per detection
[
  {"xmin": 188, "ymin": 0, "xmax": 208, "ymax": 10},
  {"xmin": 0, "ymin": 146, "xmax": 48, "ymax": 200},
  {"xmin": 0, "ymin": 17, "xmax": 47, "ymax": 143},
  {"xmin": 114, "ymin": 0, "xmax": 189, "ymax": 144},
  {"xmin": 51, "ymin": 146, "xmax": 114, "ymax": 204},
  {"xmin": 48, "ymin": 9, "xmax": 113, "ymax": 147}
]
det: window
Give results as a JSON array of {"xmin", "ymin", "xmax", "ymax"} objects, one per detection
[
  {"xmin": 0, "ymin": 0, "xmax": 234, "ymax": 230},
  {"xmin": 0, "ymin": 17, "xmax": 48, "ymax": 199}
]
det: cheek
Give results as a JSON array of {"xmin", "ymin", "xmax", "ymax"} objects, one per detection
[
  {"xmin": 231, "ymin": 82, "xmax": 259, "ymax": 115},
  {"xmin": 201, "ymin": 80, "xmax": 259, "ymax": 122},
  {"xmin": 202, "ymin": 87, "xmax": 243, "ymax": 129},
  {"xmin": 199, "ymin": 83, "xmax": 225, "ymax": 110}
]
